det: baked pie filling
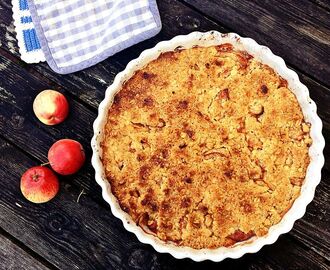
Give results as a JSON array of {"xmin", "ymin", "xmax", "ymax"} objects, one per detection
[{"xmin": 101, "ymin": 44, "xmax": 311, "ymax": 249}]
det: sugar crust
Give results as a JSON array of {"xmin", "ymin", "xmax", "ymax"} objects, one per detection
[{"xmin": 101, "ymin": 44, "xmax": 311, "ymax": 249}]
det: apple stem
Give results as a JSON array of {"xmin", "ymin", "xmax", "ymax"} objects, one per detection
[
  {"xmin": 77, "ymin": 189, "xmax": 86, "ymax": 203},
  {"xmin": 40, "ymin": 162, "xmax": 50, "ymax": 166}
]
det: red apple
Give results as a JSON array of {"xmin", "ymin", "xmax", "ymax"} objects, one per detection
[
  {"xmin": 20, "ymin": 166, "xmax": 59, "ymax": 203},
  {"xmin": 33, "ymin": 90, "xmax": 69, "ymax": 125},
  {"xmin": 48, "ymin": 139, "xmax": 85, "ymax": 175}
]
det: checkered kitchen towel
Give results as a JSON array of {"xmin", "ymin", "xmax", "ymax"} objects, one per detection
[{"xmin": 14, "ymin": 0, "xmax": 161, "ymax": 74}]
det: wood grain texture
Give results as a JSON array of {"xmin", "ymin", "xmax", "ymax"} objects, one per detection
[
  {"xmin": 1, "ymin": 14, "xmax": 329, "ymax": 257},
  {"xmin": 1, "ymin": 0, "xmax": 329, "ymax": 172},
  {"xmin": 310, "ymin": 0, "xmax": 330, "ymax": 11},
  {"xmin": 0, "ymin": 56, "xmax": 329, "ymax": 269},
  {"xmin": 0, "ymin": 0, "xmax": 329, "ymax": 269},
  {"xmin": 0, "ymin": 234, "xmax": 49, "ymax": 270},
  {"xmin": 0, "ymin": 0, "xmax": 228, "ymax": 109},
  {"xmin": 181, "ymin": 0, "xmax": 330, "ymax": 86},
  {"xmin": 291, "ymin": 169, "xmax": 330, "ymax": 260},
  {"xmin": 1, "ymin": 138, "xmax": 329, "ymax": 270},
  {"xmin": 0, "ymin": 54, "xmax": 99, "ymax": 194}
]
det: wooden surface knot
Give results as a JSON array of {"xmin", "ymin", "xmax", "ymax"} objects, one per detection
[
  {"xmin": 126, "ymin": 247, "xmax": 160, "ymax": 270},
  {"xmin": 45, "ymin": 211, "xmax": 80, "ymax": 236},
  {"xmin": 176, "ymin": 15, "xmax": 201, "ymax": 30},
  {"xmin": 10, "ymin": 113, "xmax": 25, "ymax": 129}
]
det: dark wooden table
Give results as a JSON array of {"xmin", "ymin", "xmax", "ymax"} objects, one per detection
[{"xmin": 0, "ymin": 1, "xmax": 329, "ymax": 269}]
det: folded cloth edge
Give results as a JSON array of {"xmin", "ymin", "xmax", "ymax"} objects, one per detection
[{"xmin": 26, "ymin": 0, "xmax": 162, "ymax": 74}]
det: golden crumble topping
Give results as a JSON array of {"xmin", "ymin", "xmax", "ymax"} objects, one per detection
[{"xmin": 101, "ymin": 44, "xmax": 311, "ymax": 249}]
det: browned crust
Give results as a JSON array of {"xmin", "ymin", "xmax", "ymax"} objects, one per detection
[{"xmin": 101, "ymin": 45, "xmax": 311, "ymax": 249}]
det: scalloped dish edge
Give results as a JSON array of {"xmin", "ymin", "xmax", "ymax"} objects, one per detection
[{"xmin": 91, "ymin": 31, "xmax": 325, "ymax": 262}]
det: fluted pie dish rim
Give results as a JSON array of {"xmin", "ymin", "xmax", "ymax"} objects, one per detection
[{"xmin": 91, "ymin": 31, "xmax": 325, "ymax": 262}]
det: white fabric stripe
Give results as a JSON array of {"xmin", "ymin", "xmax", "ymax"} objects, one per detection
[
  {"xmin": 57, "ymin": 22, "xmax": 156, "ymax": 67},
  {"xmin": 18, "ymin": 10, "xmax": 31, "ymax": 17},
  {"xmin": 36, "ymin": 0, "xmax": 108, "ymax": 17},
  {"xmin": 50, "ymin": 12, "xmax": 154, "ymax": 57},
  {"xmin": 46, "ymin": 2, "xmax": 148, "ymax": 45},
  {"xmin": 45, "ymin": 0, "xmax": 126, "ymax": 26},
  {"xmin": 20, "ymin": 23, "xmax": 38, "ymax": 30},
  {"xmin": 33, "ymin": 0, "xmax": 58, "ymax": 4}
]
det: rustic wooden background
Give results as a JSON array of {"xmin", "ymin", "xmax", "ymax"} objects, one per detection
[{"xmin": 0, "ymin": 0, "xmax": 329, "ymax": 269}]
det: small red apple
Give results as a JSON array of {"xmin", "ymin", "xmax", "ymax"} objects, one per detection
[
  {"xmin": 20, "ymin": 166, "xmax": 59, "ymax": 203},
  {"xmin": 48, "ymin": 139, "xmax": 85, "ymax": 175},
  {"xmin": 33, "ymin": 90, "xmax": 69, "ymax": 125}
]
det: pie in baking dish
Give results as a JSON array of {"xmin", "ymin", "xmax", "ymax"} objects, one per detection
[{"xmin": 101, "ymin": 44, "xmax": 312, "ymax": 249}]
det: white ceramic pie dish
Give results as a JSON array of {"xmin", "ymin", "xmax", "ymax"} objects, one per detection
[{"xmin": 91, "ymin": 31, "xmax": 325, "ymax": 262}]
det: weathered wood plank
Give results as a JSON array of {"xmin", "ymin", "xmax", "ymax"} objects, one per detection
[
  {"xmin": 1, "ymin": 0, "xmax": 329, "ymax": 123},
  {"xmin": 0, "ymin": 55, "xmax": 103, "ymax": 198},
  {"xmin": 1, "ymin": 0, "xmax": 329, "ymax": 115},
  {"xmin": 1, "ymin": 4, "xmax": 330, "ymax": 264},
  {"xmin": 0, "ymin": 139, "xmax": 141, "ymax": 270},
  {"xmin": 310, "ymin": 0, "xmax": 330, "ymax": 11},
  {"xmin": 296, "ymin": 72, "xmax": 330, "ymax": 173},
  {"xmin": 1, "ymin": 138, "xmax": 329, "ymax": 270},
  {"xmin": 0, "ymin": 6, "xmax": 117, "ymax": 109},
  {"xmin": 1, "ymin": 0, "xmax": 329, "ymax": 134},
  {"xmin": 0, "ymin": 53, "xmax": 329, "ymax": 266},
  {"xmin": 3, "ymin": 32, "xmax": 330, "ymax": 180},
  {"xmin": 291, "ymin": 169, "xmax": 330, "ymax": 260},
  {"xmin": 0, "ymin": 234, "xmax": 50, "ymax": 270},
  {"xmin": 255, "ymin": 236, "xmax": 329, "ymax": 270},
  {"xmin": 281, "ymin": 0, "xmax": 330, "ymax": 28},
  {"xmin": 0, "ymin": 0, "xmax": 227, "ymax": 110},
  {"xmin": 181, "ymin": 0, "xmax": 330, "ymax": 87},
  {"xmin": 0, "ymin": 0, "xmax": 329, "ymax": 267},
  {"xmin": 0, "ymin": 55, "xmax": 95, "ymax": 147}
]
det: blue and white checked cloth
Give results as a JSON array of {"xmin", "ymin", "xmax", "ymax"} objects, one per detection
[{"xmin": 13, "ymin": 0, "xmax": 161, "ymax": 74}]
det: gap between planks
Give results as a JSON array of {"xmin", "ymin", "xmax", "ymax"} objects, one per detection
[
  {"xmin": 309, "ymin": 0, "xmax": 330, "ymax": 12},
  {"xmin": 0, "ymin": 133, "xmax": 115, "ymax": 215},
  {"xmin": 1, "ymin": 136, "xmax": 329, "ymax": 270},
  {"xmin": 0, "ymin": 14, "xmax": 329, "ymax": 254},
  {"xmin": 0, "ymin": 85, "xmax": 329, "ymax": 266},
  {"xmin": 0, "ymin": 227, "xmax": 59, "ymax": 270},
  {"xmin": 1, "ymin": 0, "xmax": 330, "ymax": 105},
  {"xmin": 0, "ymin": 1, "xmax": 323, "ymax": 264},
  {"xmin": 0, "ymin": 47, "xmax": 99, "ymax": 114},
  {"xmin": 176, "ymin": 0, "xmax": 330, "ymax": 89}
]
